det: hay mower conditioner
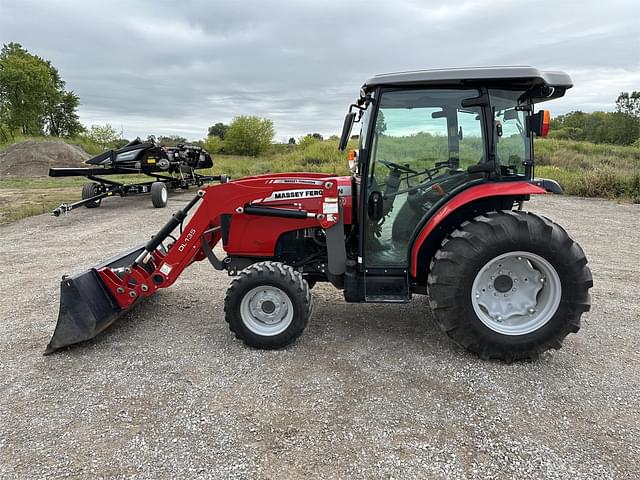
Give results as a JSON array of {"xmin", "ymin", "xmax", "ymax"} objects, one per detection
[{"xmin": 47, "ymin": 67, "xmax": 592, "ymax": 361}]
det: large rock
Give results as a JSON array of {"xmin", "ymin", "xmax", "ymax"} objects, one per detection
[{"xmin": 0, "ymin": 140, "xmax": 91, "ymax": 177}]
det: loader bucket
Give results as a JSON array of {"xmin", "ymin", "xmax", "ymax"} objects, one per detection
[{"xmin": 45, "ymin": 246, "xmax": 146, "ymax": 354}]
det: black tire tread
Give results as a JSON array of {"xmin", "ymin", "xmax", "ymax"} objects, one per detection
[
  {"xmin": 427, "ymin": 210, "xmax": 592, "ymax": 362},
  {"xmin": 223, "ymin": 261, "xmax": 312, "ymax": 349},
  {"xmin": 151, "ymin": 182, "xmax": 168, "ymax": 208},
  {"xmin": 81, "ymin": 183, "xmax": 101, "ymax": 208}
]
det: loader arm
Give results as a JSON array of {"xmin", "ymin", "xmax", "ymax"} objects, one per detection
[{"xmin": 46, "ymin": 177, "xmax": 344, "ymax": 353}]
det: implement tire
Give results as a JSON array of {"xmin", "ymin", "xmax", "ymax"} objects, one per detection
[
  {"xmin": 151, "ymin": 181, "xmax": 168, "ymax": 208},
  {"xmin": 81, "ymin": 183, "xmax": 101, "ymax": 208},
  {"xmin": 427, "ymin": 210, "xmax": 592, "ymax": 362},
  {"xmin": 224, "ymin": 261, "xmax": 312, "ymax": 349}
]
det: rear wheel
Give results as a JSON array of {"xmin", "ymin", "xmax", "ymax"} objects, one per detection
[
  {"xmin": 427, "ymin": 210, "xmax": 592, "ymax": 361},
  {"xmin": 224, "ymin": 261, "xmax": 312, "ymax": 349},
  {"xmin": 81, "ymin": 183, "xmax": 101, "ymax": 208},
  {"xmin": 151, "ymin": 181, "xmax": 168, "ymax": 208}
]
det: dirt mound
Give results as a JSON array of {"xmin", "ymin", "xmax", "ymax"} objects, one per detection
[{"xmin": 0, "ymin": 140, "xmax": 90, "ymax": 177}]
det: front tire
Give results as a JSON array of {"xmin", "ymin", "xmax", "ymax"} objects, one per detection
[
  {"xmin": 427, "ymin": 211, "xmax": 592, "ymax": 361},
  {"xmin": 224, "ymin": 261, "xmax": 312, "ymax": 349}
]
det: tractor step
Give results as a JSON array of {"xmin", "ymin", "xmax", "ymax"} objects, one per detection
[
  {"xmin": 363, "ymin": 274, "xmax": 410, "ymax": 303},
  {"xmin": 364, "ymin": 294, "xmax": 410, "ymax": 303}
]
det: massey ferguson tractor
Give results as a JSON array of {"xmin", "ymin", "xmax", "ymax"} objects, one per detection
[{"xmin": 46, "ymin": 67, "xmax": 592, "ymax": 361}]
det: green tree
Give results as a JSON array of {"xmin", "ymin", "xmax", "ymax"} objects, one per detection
[
  {"xmin": 157, "ymin": 135, "xmax": 187, "ymax": 145},
  {"xmin": 208, "ymin": 122, "xmax": 229, "ymax": 139},
  {"xmin": 288, "ymin": 137, "xmax": 296, "ymax": 145},
  {"xmin": 224, "ymin": 116, "xmax": 274, "ymax": 156},
  {"xmin": 203, "ymin": 135, "xmax": 223, "ymax": 153},
  {"xmin": 87, "ymin": 124, "xmax": 119, "ymax": 149},
  {"xmin": 47, "ymin": 90, "xmax": 84, "ymax": 137},
  {"xmin": 0, "ymin": 42, "xmax": 82, "ymax": 139},
  {"xmin": 616, "ymin": 91, "xmax": 640, "ymax": 117},
  {"xmin": 606, "ymin": 112, "xmax": 639, "ymax": 145},
  {"xmin": 551, "ymin": 109, "xmax": 639, "ymax": 145},
  {"xmin": 298, "ymin": 134, "xmax": 321, "ymax": 149},
  {"xmin": 0, "ymin": 43, "xmax": 56, "ymax": 136}
]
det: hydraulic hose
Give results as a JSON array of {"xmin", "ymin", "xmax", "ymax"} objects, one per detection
[{"xmin": 135, "ymin": 191, "xmax": 204, "ymax": 265}]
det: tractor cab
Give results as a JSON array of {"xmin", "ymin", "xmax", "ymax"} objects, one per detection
[{"xmin": 339, "ymin": 67, "xmax": 571, "ymax": 301}]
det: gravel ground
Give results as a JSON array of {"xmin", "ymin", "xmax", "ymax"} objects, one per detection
[{"xmin": 0, "ymin": 192, "xmax": 638, "ymax": 479}]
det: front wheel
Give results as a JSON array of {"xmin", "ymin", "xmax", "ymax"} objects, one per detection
[
  {"xmin": 224, "ymin": 261, "xmax": 312, "ymax": 349},
  {"xmin": 427, "ymin": 211, "xmax": 592, "ymax": 361}
]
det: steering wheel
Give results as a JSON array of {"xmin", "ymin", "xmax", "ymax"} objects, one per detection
[{"xmin": 379, "ymin": 159, "xmax": 418, "ymax": 174}]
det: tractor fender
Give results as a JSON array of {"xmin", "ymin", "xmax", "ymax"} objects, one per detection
[{"xmin": 409, "ymin": 182, "xmax": 547, "ymax": 277}]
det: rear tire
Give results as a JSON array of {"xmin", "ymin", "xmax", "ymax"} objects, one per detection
[
  {"xmin": 81, "ymin": 183, "xmax": 101, "ymax": 208},
  {"xmin": 427, "ymin": 210, "xmax": 592, "ymax": 361},
  {"xmin": 224, "ymin": 261, "xmax": 312, "ymax": 349},
  {"xmin": 151, "ymin": 182, "xmax": 168, "ymax": 208}
]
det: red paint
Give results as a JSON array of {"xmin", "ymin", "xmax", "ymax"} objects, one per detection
[
  {"xmin": 409, "ymin": 182, "xmax": 547, "ymax": 277},
  {"xmin": 97, "ymin": 173, "xmax": 545, "ymax": 309},
  {"xmin": 98, "ymin": 173, "xmax": 353, "ymax": 310}
]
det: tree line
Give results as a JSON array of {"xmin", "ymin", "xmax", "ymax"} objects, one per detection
[
  {"xmin": 0, "ymin": 43, "xmax": 83, "ymax": 141},
  {"xmin": 549, "ymin": 92, "xmax": 639, "ymax": 145}
]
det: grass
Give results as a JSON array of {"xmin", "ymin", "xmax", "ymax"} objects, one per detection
[
  {"xmin": 0, "ymin": 134, "xmax": 108, "ymax": 222},
  {"xmin": 534, "ymin": 138, "xmax": 640, "ymax": 201},
  {"xmin": 205, "ymin": 139, "xmax": 352, "ymax": 178},
  {"xmin": 0, "ymin": 186, "xmax": 79, "ymax": 223},
  {"xmin": 0, "ymin": 134, "xmax": 104, "ymax": 155},
  {"xmin": 0, "ymin": 136, "xmax": 638, "ymax": 223}
]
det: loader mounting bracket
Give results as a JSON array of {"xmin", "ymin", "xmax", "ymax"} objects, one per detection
[{"xmin": 201, "ymin": 228, "xmax": 224, "ymax": 270}]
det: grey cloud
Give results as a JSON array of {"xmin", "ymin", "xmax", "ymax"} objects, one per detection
[{"xmin": 1, "ymin": 0, "xmax": 638, "ymax": 140}]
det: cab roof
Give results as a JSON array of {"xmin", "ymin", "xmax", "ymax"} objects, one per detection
[{"xmin": 363, "ymin": 66, "xmax": 572, "ymax": 101}]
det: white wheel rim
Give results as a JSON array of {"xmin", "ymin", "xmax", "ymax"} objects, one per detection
[
  {"xmin": 471, "ymin": 251, "xmax": 561, "ymax": 336},
  {"xmin": 161, "ymin": 187, "xmax": 168, "ymax": 203},
  {"xmin": 240, "ymin": 286, "xmax": 294, "ymax": 336}
]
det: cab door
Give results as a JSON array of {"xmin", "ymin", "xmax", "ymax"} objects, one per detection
[{"xmin": 362, "ymin": 87, "xmax": 486, "ymax": 300}]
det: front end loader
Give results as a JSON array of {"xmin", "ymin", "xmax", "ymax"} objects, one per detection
[{"xmin": 47, "ymin": 67, "xmax": 592, "ymax": 361}]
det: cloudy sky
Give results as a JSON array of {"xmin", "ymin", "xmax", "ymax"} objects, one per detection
[{"xmin": 1, "ymin": 0, "xmax": 638, "ymax": 141}]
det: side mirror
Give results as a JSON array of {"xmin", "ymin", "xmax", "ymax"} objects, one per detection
[
  {"xmin": 529, "ymin": 110, "xmax": 551, "ymax": 137},
  {"xmin": 367, "ymin": 191, "xmax": 384, "ymax": 221},
  {"xmin": 339, "ymin": 111, "xmax": 356, "ymax": 151}
]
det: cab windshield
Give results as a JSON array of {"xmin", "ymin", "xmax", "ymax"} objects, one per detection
[{"xmin": 490, "ymin": 89, "xmax": 532, "ymax": 176}]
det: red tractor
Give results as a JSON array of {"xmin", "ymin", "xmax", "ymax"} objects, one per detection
[{"xmin": 47, "ymin": 67, "xmax": 592, "ymax": 361}]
